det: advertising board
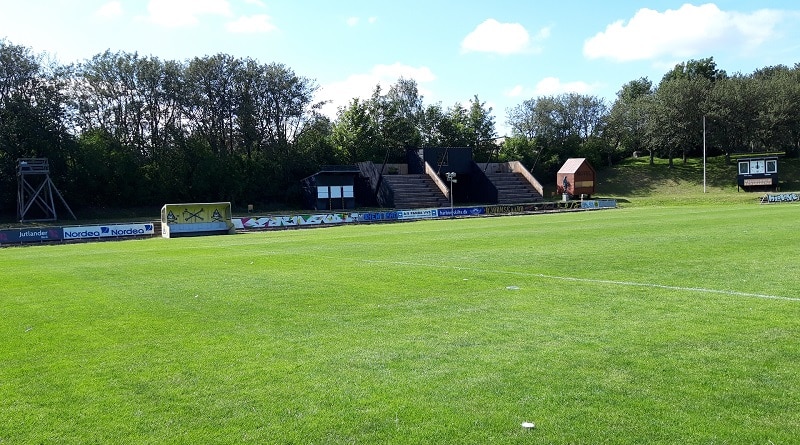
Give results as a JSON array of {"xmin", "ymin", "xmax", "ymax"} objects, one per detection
[
  {"xmin": 0, "ymin": 227, "xmax": 63, "ymax": 244},
  {"xmin": 62, "ymin": 223, "xmax": 155, "ymax": 240}
]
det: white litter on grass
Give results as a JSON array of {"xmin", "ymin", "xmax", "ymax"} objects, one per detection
[
  {"xmin": 521, "ymin": 421, "xmax": 535, "ymax": 429},
  {"xmin": 506, "ymin": 286, "xmax": 520, "ymax": 290}
]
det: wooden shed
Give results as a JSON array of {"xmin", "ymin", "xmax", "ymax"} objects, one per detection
[{"xmin": 556, "ymin": 158, "xmax": 596, "ymax": 198}]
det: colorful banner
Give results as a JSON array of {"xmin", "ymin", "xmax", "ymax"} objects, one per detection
[
  {"xmin": 232, "ymin": 202, "xmax": 619, "ymax": 231},
  {"xmin": 761, "ymin": 193, "xmax": 799, "ymax": 203},
  {"xmin": 233, "ymin": 213, "xmax": 357, "ymax": 229}
]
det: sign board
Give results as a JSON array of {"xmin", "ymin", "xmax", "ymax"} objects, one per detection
[
  {"xmin": 744, "ymin": 178, "xmax": 773, "ymax": 186},
  {"xmin": 737, "ymin": 157, "xmax": 778, "ymax": 189},
  {"xmin": 0, "ymin": 227, "xmax": 63, "ymax": 244},
  {"xmin": 63, "ymin": 223, "xmax": 155, "ymax": 240}
]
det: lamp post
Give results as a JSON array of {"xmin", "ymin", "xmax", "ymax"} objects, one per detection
[{"xmin": 446, "ymin": 172, "xmax": 457, "ymax": 218}]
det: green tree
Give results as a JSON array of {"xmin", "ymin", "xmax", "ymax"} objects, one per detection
[
  {"xmin": 439, "ymin": 102, "xmax": 472, "ymax": 147},
  {"xmin": 71, "ymin": 128, "xmax": 147, "ymax": 206},
  {"xmin": 467, "ymin": 95, "xmax": 498, "ymax": 162},
  {"xmin": 607, "ymin": 78, "xmax": 653, "ymax": 164},
  {"xmin": 368, "ymin": 81, "xmax": 422, "ymax": 160},
  {"xmin": 182, "ymin": 54, "xmax": 240, "ymax": 157},
  {"xmin": 755, "ymin": 66, "xmax": 800, "ymax": 157},
  {"xmin": 661, "ymin": 56, "xmax": 727, "ymax": 83},
  {"xmin": 506, "ymin": 93, "xmax": 607, "ymax": 175},
  {"xmin": 705, "ymin": 74, "xmax": 761, "ymax": 160},
  {"xmin": 232, "ymin": 59, "xmax": 321, "ymax": 202},
  {"xmin": 331, "ymin": 98, "xmax": 379, "ymax": 163},
  {"xmin": 0, "ymin": 39, "xmax": 75, "ymax": 211},
  {"xmin": 647, "ymin": 77, "xmax": 710, "ymax": 167},
  {"xmin": 506, "ymin": 96, "xmax": 566, "ymax": 175},
  {"xmin": 418, "ymin": 103, "xmax": 447, "ymax": 147}
]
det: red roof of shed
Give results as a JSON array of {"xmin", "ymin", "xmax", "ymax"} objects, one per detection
[{"xmin": 557, "ymin": 158, "xmax": 593, "ymax": 174}]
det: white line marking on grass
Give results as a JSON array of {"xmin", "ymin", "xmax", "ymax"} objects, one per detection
[{"xmin": 363, "ymin": 260, "xmax": 799, "ymax": 302}]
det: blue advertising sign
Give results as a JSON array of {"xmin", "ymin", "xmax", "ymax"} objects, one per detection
[
  {"xmin": 436, "ymin": 207, "xmax": 486, "ymax": 217},
  {"xmin": 597, "ymin": 200, "xmax": 617, "ymax": 208},
  {"xmin": 0, "ymin": 227, "xmax": 63, "ymax": 244},
  {"xmin": 62, "ymin": 223, "xmax": 155, "ymax": 240},
  {"xmin": 357, "ymin": 211, "xmax": 401, "ymax": 222},
  {"xmin": 581, "ymin": 200, "xmax": 617, "ymax": 209},
  {"xmin": 397, "ymin": 209, "xmax": 438, "ymax": 220}
]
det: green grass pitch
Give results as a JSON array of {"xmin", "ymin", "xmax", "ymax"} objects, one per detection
[{"xmin": 2, "ymin": 204, "xmax": 799, "ymax": 444}]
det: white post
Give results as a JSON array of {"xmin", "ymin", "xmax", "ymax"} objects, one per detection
[
  {"xmin": 446, "ymin": 172, "xmax": 457, "ymax": 218},
  {"xmin": 450, "ymin": 180, "xmax": 454, "ymax": 216},
  {"xmin": 703, "ymin": 115, "xmax": 707, "ymax": 193}
]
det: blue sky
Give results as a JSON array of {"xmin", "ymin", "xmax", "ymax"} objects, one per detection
[{"xmin": 2, "ymin": 1, "xmax": 799, "ymax": 134}]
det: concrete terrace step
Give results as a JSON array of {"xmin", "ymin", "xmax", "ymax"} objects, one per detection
[
  {"xmin": 486, "ymin": 172, "xmax": 543, "ymax": 204},
  {"xmin": 383, "ymin": 174, "xmax": 450, "ymax": 209}
]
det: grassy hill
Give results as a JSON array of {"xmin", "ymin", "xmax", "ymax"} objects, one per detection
[{"xmin": 593, "ymin": 155, "xmax": 800, "ymax": 206}]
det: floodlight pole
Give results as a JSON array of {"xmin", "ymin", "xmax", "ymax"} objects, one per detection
[{"xmin": 446, "ymin": 172, "xmax": 456, "ymax": 218}]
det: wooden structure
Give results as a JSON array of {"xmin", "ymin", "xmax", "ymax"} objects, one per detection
[
  {"xmin": 16, "ymin": 158, "xmax": 76, "ymax": 222},
  {"xmin": 556, "ymin": 158, "xmax": 596, "ymax": 198},
  {"xmin": 337, "ymin": 147, "xmax": 544, "ymax": 209},
  {"xmin": 301, "ymin": 166, "xmax": 361, "ymax": 210},
  {"xmin": 737, "ymin": 157, "xmax": 778, "ymax": 191}
]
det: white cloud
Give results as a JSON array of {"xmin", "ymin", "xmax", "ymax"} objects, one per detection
[
  {"xmin": 505, "ymin": 85, "xmax": 526, "ymax": 98},
  {"xmin": 244, "ymin": 0, "xmax": 266, "ymax": 7},
  {"xmin": 226, "ymin": 14, "xmax": 277, "ymax": 33},
  {"xmin": 506, "ymin": 78, "xmax": 596, "ymax": 98},
  {"xmin": 94, "ymin": 1, "xmax": 124, "ymax": 20},
  {"xmin": 346, "ymin": 16, "xmax": 377, "ymax": 27},
  {"xmin": 584, "ymin": 3, "xmax": 784, "ymax": 61},
  {"xmin": 371, "ymin": 63, "xmax": 436, "ymax": 82},
  {"xmin": 462, "ymin": 19, "xmax": 545, "ymax": 55},
  {"xmin": 146, "ymin": 0, "xmax": 233, "ymax": 28},
  {"xmin": 535, "ymin": 77, "xmax": 594, "ymax": 95},
  {"xmin": 317, "ymin": 63, "xmax": 436, "ymax": 119}
]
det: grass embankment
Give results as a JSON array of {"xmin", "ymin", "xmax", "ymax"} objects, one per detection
[
  {"xmin": 2, "ymin": 205, "xmax": 799, "ymax": 444},
  {"xmin": 597, "ymin": 155, "xmax": 800, "ymax": 206}
]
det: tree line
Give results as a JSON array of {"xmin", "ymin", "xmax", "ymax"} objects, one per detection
[
  {"xmin": 505, "ymin": 58, "xmax": 800, "ymax": 175},
  {"xmin": 1, "ymin": 39, "xmax": 798, "ymax": 213}
]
